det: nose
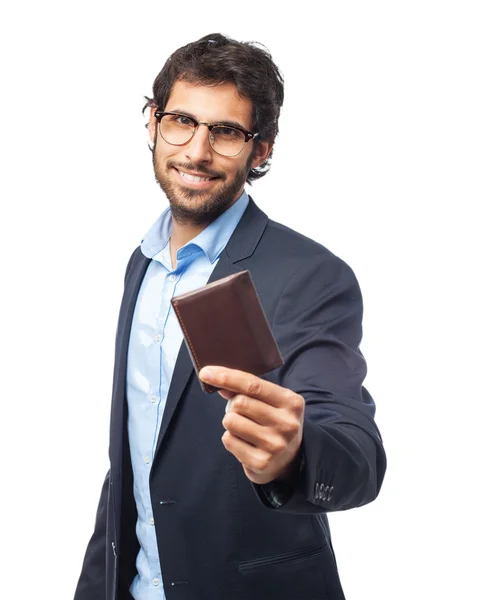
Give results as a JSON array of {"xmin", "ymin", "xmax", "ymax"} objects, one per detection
[{"xmin": 184, "ymin": 124, "xmax": 213, "ymax": 164}]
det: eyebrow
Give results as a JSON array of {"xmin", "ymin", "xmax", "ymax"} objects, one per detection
[{"xmin": 169, "ymin": 109, "xmax": 250, "ymax": 131}]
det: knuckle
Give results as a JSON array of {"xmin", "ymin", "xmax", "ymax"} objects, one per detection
[
  {"xmin": 281, "ymin": 417, "xmax": 300, "ymax": 436},
  {"xmin": 267, "ymin": 437, "xmax": 287, "ymax": 455},
  {"xmin": 247, "ymin": 380, "xmax": 262, "ymax": 397},
  {"xmin": 290, "ymin": 393, "xmax": 305, "ymax": 412},
  {"xmin": 233, "ymin": 394, "xmax": 246, "ymax": 409},
  {"xmin": 222, "ymin": 412, "xmax": 237, "ymax": 430}
]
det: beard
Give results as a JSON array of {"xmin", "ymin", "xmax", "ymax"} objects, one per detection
[{"xmin": 152, "ymin": 148, "xmax": 253, "ymax": 227}]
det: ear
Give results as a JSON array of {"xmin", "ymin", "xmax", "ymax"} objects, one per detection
[
  {"xmin": 250, "ymin": 140, "xmax": 274, "ymax": 169},
  {"xmin": 147, "ymin": 107, "xmax": 158, "ymax": 146}
]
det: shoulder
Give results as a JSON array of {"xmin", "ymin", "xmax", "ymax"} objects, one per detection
[
  {"xmin": 258, "ymin": 216, "xmax": 358, "ymax": 289},
  {"xmin": 263, "ymin": 217, "xmax": 335, "ymax": 260},
  {"xmin": 258, "ymin": 220, "xmax": 364, "ymax": 350}
]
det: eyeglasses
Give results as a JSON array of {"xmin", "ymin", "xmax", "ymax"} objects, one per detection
[{"xmin": 154, "ymin": 111, "xmax": 259, "ymax": 157}]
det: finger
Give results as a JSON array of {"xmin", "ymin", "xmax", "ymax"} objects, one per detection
[
  {"xmin": 217, "ymin": 389, "xmax": 236, "ymax": 401},
  {"xmin": 242, "ymin": 465, "xmax": 279, "ymax": 485},
  {"xmin": 199, "ymin": 366, "xmax": 293, "ymax": 408},
  {"xmin": 229, "ymin": 395, "xmax": 302, "ymax": 437},
  {"xmin": 221, "ymin": 430, "xmax": 272, "ymax": 475},
  {"xmin": 226, "ymin": 394, "xmax": 279, "ymax": 426},
  {"xmin": 222, "ymin": 411, "xmax": 287, "ymax": 455}
]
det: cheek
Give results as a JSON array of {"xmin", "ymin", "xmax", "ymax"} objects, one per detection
[
  {"xmin": 223, "ymin": 157, "xmax": 249, "ymax": 178},
  {"xmin": 154, "ymin": 143, "xmax": 176, "ymax": 167}
]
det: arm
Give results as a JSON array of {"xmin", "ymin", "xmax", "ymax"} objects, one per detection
[
  {"xmin": 73, "ymin": 472, "xmax": 110, "ymax": 599},
  {"xmin": 200, "ymin": 253, "xmax": 386, "ymax": 514},
  {"xmin": 261, "ymin": 253, "xmax": 386, "ymax": 513}
]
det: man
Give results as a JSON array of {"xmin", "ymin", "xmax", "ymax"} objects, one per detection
[{"xmin": 74, "ymin": 33, "xmax": 386, "ymax": 600}]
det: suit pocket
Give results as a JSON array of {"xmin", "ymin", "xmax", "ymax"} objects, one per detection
[
  {"xmin": 237, "ymin": 543, "xmax": 345, "ymax": 600},
  {"xmin": 238, "ymin": 544, "xmax": 328, "ymax": 574}
]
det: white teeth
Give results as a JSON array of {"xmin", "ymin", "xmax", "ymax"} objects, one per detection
[{"xmin": 178, "ymin": 170, "xmax": 212, "ymax": 183}]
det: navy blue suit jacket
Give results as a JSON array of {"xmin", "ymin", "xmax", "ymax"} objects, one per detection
[{"xmin": 74, "ymin": 198, "xmax": 386, "ymax": 600}]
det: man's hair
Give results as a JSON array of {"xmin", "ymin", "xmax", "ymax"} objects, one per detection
[{"xmin": 145, "ymin": 33, "xmax": 284, "ymax": 183}]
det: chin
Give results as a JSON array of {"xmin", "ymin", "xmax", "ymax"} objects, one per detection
[
  {"xmin": 153, "ymin": 161, "xmax": 247, "ymax": 226},
  {"xmin": 168, "ymin": 190, "xmax": 234, "ymax": 226}
]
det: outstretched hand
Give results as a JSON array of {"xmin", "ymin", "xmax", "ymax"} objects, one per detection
[{"xmin": 199, "ymin": 366, "xmax": 304, "ymax": 485}]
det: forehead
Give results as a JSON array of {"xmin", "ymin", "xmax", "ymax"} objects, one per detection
[{"xmin": 165, "ymin": 80, "xmax": 254, "ymax": 129}]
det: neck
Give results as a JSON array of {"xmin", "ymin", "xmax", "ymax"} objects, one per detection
[{"xmin": 167, "ymin": 188, "xmax": 245, "ymax": 270}]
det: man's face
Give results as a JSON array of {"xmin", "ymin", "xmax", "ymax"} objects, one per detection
[{"xmin": 148, "ymin": 80, "xmax": 272, "ymax": 226}]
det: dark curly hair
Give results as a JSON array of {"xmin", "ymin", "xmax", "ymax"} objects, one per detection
[{"xmin": 144, "ymin": 33, "xmax": 284, "ymax": 183}]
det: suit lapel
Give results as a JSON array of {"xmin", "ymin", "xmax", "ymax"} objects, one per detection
[
  {"xmin": 110, "ymin": 249, "xmax": 151, "ymax": 471},
  {"xmin": 153, "ymin": 255, "xmax": 245, "ymax": 458},
  {"xmin": 153, "ymin": 197, "xmax": 269, "ymax": 459}
]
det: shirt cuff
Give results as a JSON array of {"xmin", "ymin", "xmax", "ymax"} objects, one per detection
[
  {"xmin": 258, "ymin": 480, "xmax": 295, "ymax": 508},
  {"xmin": 256, "ymin": 446, "xmax": 305, "ymax": 508}
]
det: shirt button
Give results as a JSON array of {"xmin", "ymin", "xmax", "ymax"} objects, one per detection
[
  {"xmin": 154, "ymin": 334, "xmax": 161, "ymax": 343},
  {"xmin": 149, "ymin": 395, "xmax": 158, "ymax": 404},
  {"xmin": 149, "ymin": 517, "xmax": 155, "ymax": 525},
  {"xmin": 169, "ymin": 274, "xmax": 177, "ymax": 282},
  {"xmin": 152, "ymin": 578, "xmax": 160, "ymax": 586},
  {"xmin": 144, "ymin": 456, "xmax": 151, "ymax": 464}
]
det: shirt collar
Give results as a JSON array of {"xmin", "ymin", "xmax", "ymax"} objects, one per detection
[{"xmin": 140, "ymin": 190, "xmax": 250, "ymax": 264}]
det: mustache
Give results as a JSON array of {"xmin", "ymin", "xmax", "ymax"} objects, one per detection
[{"xmin": 167, "ymin": 161, "xmax": 224, "ymax": 180}]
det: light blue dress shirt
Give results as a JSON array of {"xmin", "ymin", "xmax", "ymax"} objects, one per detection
[{"xmin": 126, "ymin": 190, "xmax": 249, "ymax": 600}]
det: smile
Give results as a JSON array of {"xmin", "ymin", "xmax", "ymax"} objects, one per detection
[
  {"xmin": 174, "ymin": 168, "xmax": 219, "ymax": 188},
  {"xmin": 178, "ymin": 170, "xmax": 214, "ymax": 182}
]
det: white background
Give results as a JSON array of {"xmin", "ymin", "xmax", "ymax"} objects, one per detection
[{"xmin": 1, "ymin": 1, "xmax": 478, "ymax": 598}]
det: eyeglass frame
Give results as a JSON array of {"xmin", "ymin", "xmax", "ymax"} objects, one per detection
[{"xmin": 153, "ymin": 110, "xmax": 260, "ymax": 157}]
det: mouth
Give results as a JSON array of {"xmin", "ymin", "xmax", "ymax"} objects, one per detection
[{"xmin": 173, "ymin": 167, "xmax": 220, "ymax": 189}]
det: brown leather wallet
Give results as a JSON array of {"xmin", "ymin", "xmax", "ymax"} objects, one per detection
[{"xmin": 171, "ymin": 270, "xmax": 284, "ymax": 393}]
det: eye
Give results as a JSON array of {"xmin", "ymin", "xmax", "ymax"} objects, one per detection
[
  {"xmin": 173, "ymin": 115, "xmax": 195, "ymax": 127},
  {"xmin": 213, "ymin": 126, "xmax": 242, "ymax": 139}
]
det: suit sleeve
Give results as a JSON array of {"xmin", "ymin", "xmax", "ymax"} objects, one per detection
[
  {"xmin": 255, "ymin": 253, "xmax": 387, "ymax": 513},
  {"xmin": 73, "ymin": 471, "xmax": 110, "ymax": 599}
]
